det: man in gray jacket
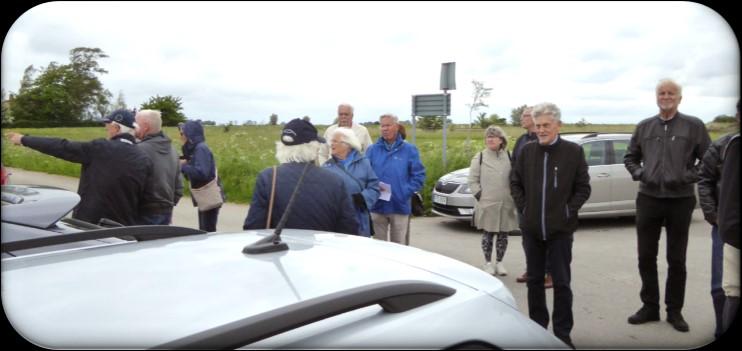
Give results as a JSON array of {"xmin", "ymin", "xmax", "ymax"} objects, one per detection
[
  {"xmin": 624, "ymin": 79, "xmax": 711, "ymax": 332},
  {"xmin": 135, "ymin": 109, "xmax": 183, "ymax": 225}
]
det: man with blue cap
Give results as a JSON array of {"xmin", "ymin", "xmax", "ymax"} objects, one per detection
[{"xmin": 6, "ymin": 109, "xmax": 152, "ymax": 226}]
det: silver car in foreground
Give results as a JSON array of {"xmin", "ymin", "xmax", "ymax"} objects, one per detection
[
  {"xmin": 2, "ymin": 185, "xmax": 567, "ymax": 349},
  {"xmin": 432, "ymin": 133, "xmax": 638, "ymax": 220}
]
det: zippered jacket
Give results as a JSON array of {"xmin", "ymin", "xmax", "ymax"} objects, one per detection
[
  {"xmin": 137, "ymin": 132, "xmax": 183, "ymax": 214},
  {"xmin": 510, "ymin": 137, "xmax": 591, "ymax": 239},
  {"xmin": 21, "ymin": 133, "xmax": 152, "ymax": 226},
  {"xmin": 624, "ymin": 112, "xmax": 711, "ymax": 198},
  {"xmin": 697, "ymin": 132, "xmax": 736, "ymax": 224},
  {"xmin": 365, "ymin": 134, "xmax": 426, "ymax": 215}
]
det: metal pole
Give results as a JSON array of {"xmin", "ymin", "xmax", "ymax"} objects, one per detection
[{"xmin": 442, "ymin": 90, "xmax": 448, "ymax": 170}]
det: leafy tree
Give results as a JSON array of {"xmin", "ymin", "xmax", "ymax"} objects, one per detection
[
  {"xmin": 489, "ymin": 113, "xmax": 507, "ymax": 125},
  {"xmin": 140, "ymin": 95, "xmax": 187, "ymax": 126},
  {"xmin": 269, "ymin": 113, "xmax": 278, "ymax": 125},
  {"xmin": 417, "ymin": 116, "xmax": 453, "ymax": 130},
  {"xmin": 111, "ymin": 91, "xmax": 127, "ymax": 111},
  {"xmin": 1, "ymin": 89, "xmax": 13, "ymax": 125},
  {"xmin": 510, "ymin": 104, "xmax": 528, "ymax": 126},
  {"xmin": 8, "ymin": 47, "xmax": 111, "ymax": 126},
  {"xmin": 466, "ymin": 80, "xmax": 492, "ymax": 137},
  {"xmin": 475, "ymin": 112, "xmax": 489, "ymax": 129}
]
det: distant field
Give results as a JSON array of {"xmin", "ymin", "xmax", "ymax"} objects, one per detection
[{"xmin": 2, "ymin": 123, "xmax": 735, "ymax": 211}]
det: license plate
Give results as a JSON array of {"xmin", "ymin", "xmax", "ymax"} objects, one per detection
[
  {"xmin": 433, "ymin": 194, "xmax": 447, "ymax": 205},
  {"xmin": 458, "ymin": 208, "xmax": 473, "ymax": 215}
]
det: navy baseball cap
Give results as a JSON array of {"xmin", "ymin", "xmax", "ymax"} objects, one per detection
[
  {"xmin": 281, "ymin": 118, "xmax": 326, "ymax": 145},
  {"xmin": 102, "ymin": 109, "xmax": 136, "ymax": 129}
]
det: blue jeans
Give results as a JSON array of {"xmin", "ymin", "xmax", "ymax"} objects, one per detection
[
  {"xmin": 711, "ymin": 225, "xmax": 726, "ymax": 338},
  {"xmin": 139, "ymin": 212, "xmax": 173, "ymax": 225}
]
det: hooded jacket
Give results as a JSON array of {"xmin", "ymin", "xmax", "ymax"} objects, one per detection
[
  {"xmin": 510, "ymin": 136, "xmax": 591, "ymax": 239},
  {"xmin": 322, "ymin": 149, "xmax": 381, "ymax": 236},
  {"xmin": 180, "ymin": 121, "xmax": 224, "ymax": 208},
  {"xmin": 137, "ymin": 132, "xmax": 183, "ymax": 214},
  {"xmin": 21, "ymin": 133, "xmax": 152, "ymax": 226},
  {"xmin": 365, "ymin": 133, "xmax": 426, "ymax": 215},
  {"xmin": 624, "ymin": 112, "xmax": 711, "ymax": 198}
]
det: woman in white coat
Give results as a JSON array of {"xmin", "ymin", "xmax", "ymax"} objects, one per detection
[{"xmin": 468, "ymin": 125, "xmax": 519, "ymax": 276}]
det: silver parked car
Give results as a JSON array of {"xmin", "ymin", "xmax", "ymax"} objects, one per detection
[
  {"xmin": 2, "ymin": 185, "xmax": 567, "ymax": 349},
  {"xmin": 432, "ymin": 133, "xmax": 638, "ymax": 220}
]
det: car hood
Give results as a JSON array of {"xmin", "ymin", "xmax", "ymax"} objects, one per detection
[
  {"xmin": 1, "ymin": 185, "xmax": 79, "ymax": 229},
  {"xmin": 2, "ymin": 229, "xmax": 518, "ymax": 348},
  {"xmin": 439, "ymin": 167, "xmax": 470, "ymax": 183}
]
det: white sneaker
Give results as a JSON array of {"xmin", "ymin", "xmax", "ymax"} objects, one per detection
[
  {"xmin": 482, "ymin": 262, "xmax": 495, "ymax": 275},
  {"xmin": 495, "ymin": 261, "xmax": 508, "ymax": 276}
]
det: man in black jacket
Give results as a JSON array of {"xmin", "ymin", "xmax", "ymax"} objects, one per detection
[
  {"xmin": 624, "ymin": 79, "xmax": 711, "ymax": 332},
  {"xmin": 6, "ymin": 109, "xmax": 152, "ymax": 226},
  {"xmin": 510, "ymin": 102, "xmax": 591, "ymax": 348},
  {"xmin": 719, "ymin": 101, "xmax": 739, "ymax": 334},
  {"xmin": 697, "ymin": 110, "xmax": 738, "ymax": 339}
]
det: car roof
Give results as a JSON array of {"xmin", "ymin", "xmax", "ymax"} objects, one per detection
[
  {"xmin": 2, "ymin": 229, "xmax": 515, "ymax": 348},
  {"xmin": 560, "ymin": 132, "xmax": 632, "ymax": 143},
  {"xmin": 1, "ymin": 185, "xmax": 79, "ymax": 229}
]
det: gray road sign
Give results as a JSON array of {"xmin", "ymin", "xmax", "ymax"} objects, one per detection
[{"xmin": 412, "ymin": 94, "xmax": 451, "ymax": 116}]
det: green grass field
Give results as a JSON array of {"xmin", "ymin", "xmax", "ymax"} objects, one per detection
[{"xmin": 2, "ymin": 123, "xmax": 736, "ymax": 212}]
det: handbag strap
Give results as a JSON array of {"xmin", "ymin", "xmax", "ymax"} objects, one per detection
[{"xmin": 266, "ymin": 166, "xmax": 277, "ymax": 229}]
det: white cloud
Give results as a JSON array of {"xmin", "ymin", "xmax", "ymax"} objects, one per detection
[{"xmin": 2, "ymin": 1, "xmax": 739, "ymax": 125}]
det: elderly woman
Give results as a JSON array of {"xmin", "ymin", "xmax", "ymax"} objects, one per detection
[
  {"xmin": 322, "ymin": 127, "xmax": 381, "ymax": 237},
  {"xmin": 179, "ymin": 120, "xmax": 224, "ymax": 232},
  {"xmin": 468, "ymin": 125, "xmax": 519, "ymax": 276}
]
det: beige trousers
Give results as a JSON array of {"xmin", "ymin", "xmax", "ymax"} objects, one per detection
[
  {"xmin": 371, "ymin": 213, "xmax": 410, "ymax": 245},
  {"xmin": 723, "ymin": 244, "xmax": 740, "ymax": 297}
]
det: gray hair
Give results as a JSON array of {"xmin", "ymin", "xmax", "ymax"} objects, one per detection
[
  {"xmin": 379, "ymin": 113, "xmax": 399, "ymax": 123},
  {"xmin": 275, "ymin": 141, "xmax": 321, "ymax": 163},
  {"xmin": 656, "ymin": 78, "xmax": 683, "ymax": 96},
  {"xmin": 136, "ymin": 109, "xmax": 162, "ymax": 134},
  {"xmin": 531, "ymin": 102, "xmax": 562, "ymax": 122},
  {"xmin": 332, "ymin": 127, "xmax": 362, "ymax": 151},
  {"xmin": 338, "ymin": 103, "xmax": 354, "ymax": 115},
  {"xmin": 484, "ymin": 125, "xmax": 508, "ymax": 150}
]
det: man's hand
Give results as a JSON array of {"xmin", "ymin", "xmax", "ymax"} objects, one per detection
[{"xmin": 6, "ymin": 132, "xmax": 24, "ymax": 146}]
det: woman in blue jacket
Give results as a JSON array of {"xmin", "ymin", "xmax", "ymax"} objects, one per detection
[
  {"xmin": 179, "ymin": 120, "xmax": 223, "ymax": 232},
  {"xmin": 322, "ymin": 127, "xmax": 380, "ymax": 237}
]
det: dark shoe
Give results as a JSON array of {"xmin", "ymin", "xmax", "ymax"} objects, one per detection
[
  {"xmin": 667, "ymin": 311, "xmax": 690, "ymax": 332},
  {"xmin": 544, "ymin": 274, "xmax": 553, "ymax": 289},
  {"xmin": 516, "ymin": 271, "xmax": 528, "ymax": 283},
  {"xmin": 556, "ymin": 335, "xmax": 575, "ymax": 349},
  {"xmin": 628, "ymin": 306, "xmax": 660, "ymax": 325}
]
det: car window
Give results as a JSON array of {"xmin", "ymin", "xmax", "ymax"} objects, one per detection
[
  {"xmin": 612, "ymin": 140, "xmax": 629, "ymax": 164},
  {"xmin": 581, "ymin": 141, "xmax": 608, "ymax": 166}
]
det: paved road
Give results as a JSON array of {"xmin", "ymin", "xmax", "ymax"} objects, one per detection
[{"xmin": 5, "ymin": 167, "xmax": 723, "ymax": 349}]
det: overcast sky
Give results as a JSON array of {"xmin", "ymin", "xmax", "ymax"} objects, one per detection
[{"xmin": 2, "ymin": 1, "xmax": 739, "ymax": 125}]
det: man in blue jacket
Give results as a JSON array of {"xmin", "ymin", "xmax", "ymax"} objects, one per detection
[{"xmin": 366, "ymin": 113, "xmax": 426, "ymax": 245}]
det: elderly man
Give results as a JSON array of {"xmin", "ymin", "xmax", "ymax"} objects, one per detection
[
  {"xmin": 624, "ymin": 79, "xmax": 711, "ymax": 333},
  {"xmin": 135, "ymin": 109, "xmax": 183, "ymax": 225},
  {"xmin": 318, "ymin": 103, "xmax": 373, "ymax": 165},
  {"xmin": 5, "ymin": 109, "xmax": 152, "ymax": 226},
  {"xmin": 365, "ymin": 113, "xmax": 426, "ymax": 245},
  {"xmin": 244, "ymin": 118, "xmax": 358, "ymax": 234},
  {"xmin": 512, "ymin": 106, "xmax": 553, "ymax": 288},
  {"xmin": 510, "ymin": 102, "xmax": 591, "ymax": 348}
]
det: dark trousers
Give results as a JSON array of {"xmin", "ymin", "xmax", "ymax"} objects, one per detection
[
  {"xmin": 198, "ymin": 207, "xmax": 220, "ymax": 232},
  {"xmin": 523, "ymin": 232, "xmax": 574, "ymax": 343},
  {"xmin": 635, "ymin": 193, "xmax": 695, "ymax": 313},
  {"xmin": 711, "ymin": 225, "xmax": 726, "ymax": 338},
  {"xmin": 519, "ymin": 214, "xmax": 551, "ymax": 274}
]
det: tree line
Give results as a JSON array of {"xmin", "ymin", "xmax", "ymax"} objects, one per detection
[{"xmin": 1, "ymin": 47, "xmax": 187, "ymax": 128}]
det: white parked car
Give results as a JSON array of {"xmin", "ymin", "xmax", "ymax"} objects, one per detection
[
  {"xmin": 2, "ymin": 186, "xmax": 567, "ymax": 349},
  {"xmin": 432, "ymin": 133, "xmax": 639, "ymax": 220}
]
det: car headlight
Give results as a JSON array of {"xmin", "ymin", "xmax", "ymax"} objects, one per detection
[{"xmin": 458, "ymin": 184, "xmax": 472, "ymax": 194}]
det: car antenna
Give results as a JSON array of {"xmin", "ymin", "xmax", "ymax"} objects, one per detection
[{"xmin": 243, "ymin": 162, "xmax": 311, "ymax": 254}]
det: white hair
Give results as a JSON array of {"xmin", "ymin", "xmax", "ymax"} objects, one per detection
[
  {"xmin": 136, "ymin": 109, "xmax": 162, "ymax": 133},
  {"xmin": 656, "ymin": 78, "xmax": 683, "ymax": 96},
  {"xmin": 338, "ymin": 103, "xmax": 354, "ymax": 115},
  {"xmin": 531, "ymin": 102, "xmax": 562, "ymax": 122},
  {"xmin": 275, "ymin": 141, "xmax": 321, "ymax": 163},
  {"xmin": 114, "ymin": 122, "xmax": 136, "ymax": 136},
  {"xmin": 332, "ymin": 127, "xmax": 362, "ymax": 151},
  {"xmin": 379, "ymin": 113, "xmax": 399, "ymax": 123}
]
